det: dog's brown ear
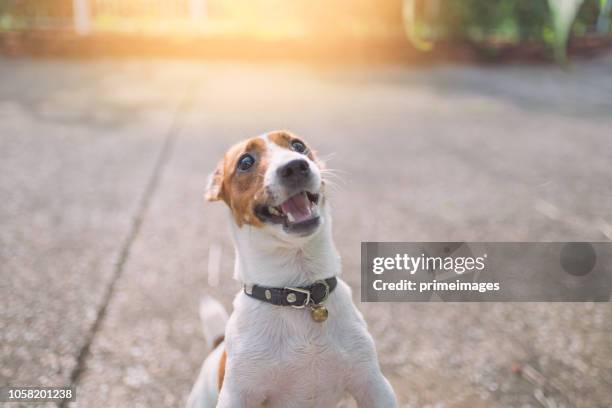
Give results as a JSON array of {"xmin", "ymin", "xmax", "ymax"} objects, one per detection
[{"xmin": 205, "ymin": 160, "xmax": 225, "ymax": 202}]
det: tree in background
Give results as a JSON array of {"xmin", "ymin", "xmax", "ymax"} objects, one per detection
[{"xmin": 402, "ymin": 0, "xmax": 612, "ymax": 63}]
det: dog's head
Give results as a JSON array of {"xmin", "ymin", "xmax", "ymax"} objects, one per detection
[{"xmin": 206, "ymin": 131, "xmax": 326, "ymax": 239}]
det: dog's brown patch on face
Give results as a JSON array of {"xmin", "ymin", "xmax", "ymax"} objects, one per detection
[
  {"xmin": 268, "ymin": 130, "xmax": 317, "ymax": 162},
  {"xmin": 217, "ymin": 348, "xmax": 227, "ymax": 391},
  {"xmin": 267, "ymin": 130, "xmax": 292, "ymax": 149},
  {"xmin": 206, "ymin": 137, "xmax": 268, "ymax": 227}
]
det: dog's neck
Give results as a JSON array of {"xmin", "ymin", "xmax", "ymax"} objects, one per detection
[{"xmin": 229, "ymin": 206, "xmax": 341, "ymax": 288}]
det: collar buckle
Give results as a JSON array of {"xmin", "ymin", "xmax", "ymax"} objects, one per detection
[
  {"xmin": 284, "ymin": 286, "xmax": 311, "ymax": 308},
  {"xmin": 284, "ymin": 279, "xmax": 331, "ymax": 309}
]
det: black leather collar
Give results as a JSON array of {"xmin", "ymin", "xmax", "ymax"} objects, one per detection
[{"xmin": 243, "ymin": 277, "xmax": 337, "ymax": 308}]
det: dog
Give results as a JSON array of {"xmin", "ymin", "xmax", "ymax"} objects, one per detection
[{"xmin": 187, "ymin": 131, "xmax": 398, "ymax": 408}]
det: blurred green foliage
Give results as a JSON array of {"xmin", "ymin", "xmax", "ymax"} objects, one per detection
[
  {"xmin": 404, "ymin": 0, "xmax": 610, "ymax": 61},
  {"xmin": 438, "ymin": 0, "xmax": 552, "ymax": 41}
]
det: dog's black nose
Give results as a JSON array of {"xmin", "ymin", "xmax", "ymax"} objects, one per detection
[{"xmin": 278, "ymin": 159, "xmax": 310, "ymax": 185}]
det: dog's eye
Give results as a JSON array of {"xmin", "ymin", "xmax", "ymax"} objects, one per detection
[
  {"xmin": 237, "ymin": 154, "xmax": 255, "ymax": 171},
  {"xmin": 291, "ymin": 140, "xmax": 306, "ymax": 154}
]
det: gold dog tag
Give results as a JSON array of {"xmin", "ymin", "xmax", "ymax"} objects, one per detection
[{"xmin": 310, "ymin": 306, "xmax": 328, "ymax": 322}]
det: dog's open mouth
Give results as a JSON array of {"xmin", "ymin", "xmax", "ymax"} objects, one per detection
[{"xmin": 255, "ymin": 191, "xmax": 321, "ymax": 234}]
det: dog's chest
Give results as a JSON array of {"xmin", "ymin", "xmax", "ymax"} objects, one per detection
[
  {"xmin": 229, "ymin": 293, "xmax": 369, "ymax": 407},
  {"xmin": 262, "ymin": 322, "xmax": 355, "ymax": 407}
]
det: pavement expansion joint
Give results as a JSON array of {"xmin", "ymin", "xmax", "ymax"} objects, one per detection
[{"xmin": 58, "ymin": 88, "xmax": 196, "ymax": 408}]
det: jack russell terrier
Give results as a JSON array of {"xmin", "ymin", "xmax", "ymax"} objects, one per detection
[{"xmin": 187, "ymin": 131, "xmax": 398, "ymax": 408}]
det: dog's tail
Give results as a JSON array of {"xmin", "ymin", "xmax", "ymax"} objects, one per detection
[{"xmin": 199, "ymin": 295, "xmax": 229, "ymax": 350}]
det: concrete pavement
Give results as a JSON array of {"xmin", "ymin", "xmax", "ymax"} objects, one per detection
[{"xmin": 1, "ymin": 56, "xmax": 611, "ymax": 407}]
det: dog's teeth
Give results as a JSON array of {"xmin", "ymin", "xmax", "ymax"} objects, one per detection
[
  {"xmin": 269, "ymin": 207, "xmax": 280, "ymax": 216},
  {"xmin": 287, "ymin": 212, "xmax": 295, "ymax": 222}
]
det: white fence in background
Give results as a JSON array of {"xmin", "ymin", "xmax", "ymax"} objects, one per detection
[
  {"xmin": 71, "ymin": 0, "xmax": 207, "ymax": 34},
  {"xmin": 73, "ymin": 0, "xmax": 90, "ymax": 34}
]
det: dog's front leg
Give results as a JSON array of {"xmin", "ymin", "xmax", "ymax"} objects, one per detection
[
  {"xmin": 348, "ymin": 363, "xmax": 398, "ymax": 408},
  {"xmin": 215, "ymin": 386, "xmax": 245, "ymax": 408},
  {"xmin": 216, "ymin": 374, "xmax": 266, "ymax": 408}
]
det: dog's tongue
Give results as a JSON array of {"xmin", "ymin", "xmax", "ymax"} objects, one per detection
[{"xmin": 280, "ymin": 192, "xmax": 311, "ymax": 223}]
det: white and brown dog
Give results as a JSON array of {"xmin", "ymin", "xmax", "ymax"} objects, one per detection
[{"xmin": 187, "ymin": 131, "xmax": 398, "ymax": 408}]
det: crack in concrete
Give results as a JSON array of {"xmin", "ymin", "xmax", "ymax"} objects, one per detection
[{"xmin": 58, "ymin": 89, "xmax": 194, "ymax": 408}]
